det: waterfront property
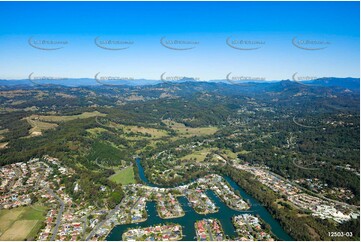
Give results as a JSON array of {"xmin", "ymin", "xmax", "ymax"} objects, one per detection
[
  {"xmin": 122, "ymin": 224, "xmax": 182, "ymax": 241},
  {"xmin": 184, "ymin": 188, "xmax": 218, "ymax": 215},
  {"xmin": 195, "ymin": 219, "xmax": 224, "ymax": 241},
  {"xmin": 233, "ymin": 214, "xmax": 274, "ymax": 241},
  {"xmin": 105, "ymin": 159, "xmax": 293, "ymax": 241},
  {"xmin": 156, "ymin": 192, "xmax": 185, "ymax": 219}
]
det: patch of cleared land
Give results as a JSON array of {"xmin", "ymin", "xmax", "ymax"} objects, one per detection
[
  {"xmin": 0, "ymin": 142, "xmax": 8, "ymax": 149},
  {"xmin": 108, "ymin": 122, "xmax": 169, "ymax": 139},
  {"xmin": 0, "ymin": 220, "xmax": 38, "ymax": 240},
  {"xmin": 86, "ymin": 127, "xmax": 109, "ymax": 136},
  {"xmin": 55, "ymin": 92, "xmax": 76, "ymax": 98},
  {"xmin": 0, "ymin": 90, "xmax": 39, "ymax": 98},
  {"xmin": 29, "ymin": 111, "xmax": 105, "ymax": 123},
  {"xmin": 0, "ymin": 129, "xmax": 9, "ymax": 140},
  {"xmin": 163, "ymin": 120, "xmax": 218, "ymax": 137},
  {"xmin": 25, "ymin": 117, "xmax": 58, "ymax": 136},
  {"xmin": 125, "ymin": 95, "xmax": 144, "ymax": 101},
  {"xmin": 180, "ymin": 148, "xmax": 216, "ymax": 162},
  {"xmin": 25, "ymin": 111, "xmax": 106, "ymax": 137},
  {"xmin": 109, "ymin": 166, "xmax": 136, "ymax": 185},
  {"xmin": 221, "ymin": 149, "xmax": 238, "ymax": 159},
  {"xmin": 238, "ymin": 150, "xmax": 250, "ymax": 155},
  {"xmin": 0, "ymin": 204, "xmax": 47, "ymax": 240}
]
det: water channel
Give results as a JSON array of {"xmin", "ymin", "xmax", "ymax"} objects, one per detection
[{"xmin": 106, "ymin": 158, "xmax": 293, "ymax": 241}]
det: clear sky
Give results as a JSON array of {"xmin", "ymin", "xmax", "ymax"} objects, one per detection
[{"xmin": 0, "ymin": 1, "xmax": 359, "ymax": 80}]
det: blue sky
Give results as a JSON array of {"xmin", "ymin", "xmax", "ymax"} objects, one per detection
[{"xmin": 0, "ymin": 1, "xmax": 359, "ymax": 80}]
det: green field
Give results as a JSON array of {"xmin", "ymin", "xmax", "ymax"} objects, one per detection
[
  {"xmin": 180, "ymin": 148, "xmax": 216, "ymax": 162},
  {"xmin": 109, "ymin": 166, "xmax": 136, "ymax": 185},
  {"xmin": 163, "ymin": 120, "xmax": 218, "ymax": 137},
  {"xmin": 25, "ymin": 111, "xmax": 106, "ymax": 137},
  {"xmin": 0, "ymin": 204, "xmax": 47, "ymax": 241},
  {"xmin": 29, "ymin": 111, "xmax": 105, "ymax": 123}
]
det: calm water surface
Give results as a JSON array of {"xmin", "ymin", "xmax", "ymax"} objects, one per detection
[{"xmin": 106, "ymin": 158, "xmax": 293, "ymax": 241}]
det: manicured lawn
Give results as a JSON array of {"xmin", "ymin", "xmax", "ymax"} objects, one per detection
[{"xmin": 109, "ymin": 166, "xmax": 136, "ymax": 185}]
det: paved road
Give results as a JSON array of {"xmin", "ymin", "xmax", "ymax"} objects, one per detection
[
  {"xmin": 45, "ymin": 187, "xmax": 65, "ymax": 241},
  {"xmin": 81, "ymin": 216, "xmax": 87, "ymax": 240},
  {"xmin": 292, "ymin": 116, "xmax": 317, "ymax": 128},
  {"xmin": 206, "ymin": 222, "xmax": 214, "ymax": 241},
  {"xmin": 243, "ymin": 217, "xmax": 254, "ymax": 233},
  {"xmin": 85, "ymin": 197, "xmax": 143, "ymax": 240},
  {"xmin": 130, "ymin": 197, "xmax": 141, "ymax": 210},
  {"xmin": 85, "ymin": 203, "xmax": 122, "ymax": 240}
]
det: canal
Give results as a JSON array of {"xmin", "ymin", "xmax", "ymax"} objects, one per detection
[{"xmin": 106, "ymin": 158, "xmax": 293, "ymax": 241}]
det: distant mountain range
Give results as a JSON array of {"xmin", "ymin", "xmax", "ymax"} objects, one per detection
[
  {"xmin": 0, "ymin": 77, "xmax": 359, "ymax": 90},
  {"xmin": 303, "ymin": 77, "xmax": 360, "ymax": 90}
]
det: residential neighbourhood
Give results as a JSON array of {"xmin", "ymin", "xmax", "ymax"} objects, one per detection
[
  {"xmin": 0, "ymin": 157, "xmax": 107, "ymax": 241},
  {"xmin": 156, "ymin": 192, "xmax": 185, "ymax": 219},
  {"xmin": 122, "ymin": 224, "xmax": 182, "ymax": 241},
  {"xmin": 233, "ymin": 214, "xmax": 274, "ymax": 241},
  {"xmin": 233, "ymin": 162, "xmax": 360, "ymax": 223},
  {"xmin": 84, "ymin": 174, "xmax": 251, "ymax": 240},
  {"xmin": 195, "ymin": 219, "xmax": 224, "ymax": 241},
  {"xmin": 0, "ymin": 156, "xmax": 359, "ymax": 241}
]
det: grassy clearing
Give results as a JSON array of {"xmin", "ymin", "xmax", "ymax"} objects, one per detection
[
  {"xmin": 55, "ymin": 92, "xmax": 76, "ymax": 99},
  {"xmin": 0, "ymin": 142, "xmax": 8, "ymax": 149},
  {"xmin": 221, "ymin": 149, "xmax": 238, "ymax": 159},
  {"xmin": 0, "ymin": 220, "xmax": 38, "ymax": 240},
  {"xmin": 0, "ymin": 205, "xmax": 47, "ymax": 240},
  {"xmin": 0, "ymin": 209, "xmax": 23, "ymax": 233},
  {"xmin": 28, "ymin": 111, "xmax": 105, "ymax": 123},
  {"xmin": 180, "ymin": 148, "xmax": 216, "ymax": 162},
  {"xmin": 25, "ymin": 117, "xmax": 58, "ymax": 136},
  {"xmin": 163, "ymin": 120, "xmax": 218, "ymax": 137},
  {"xmin": 238, "ymin": 150, "xmax": 250, "ymax": 155},
  {"xmin": 19, "ymin": 204, "xmax": 47, "ymax": 220},
  {"xmin": 25, "ymin": 111, "xmax": 105, "ymax": 137},
  {"xmin": 109, "ymin": 122, "xmax": 168, "ymax": 139},
  {"xmin": 86, "ymin": 127, "xmax": 109, "ymax": 136},
  {"xmin": 109, "ymin": 166, "xmax": 136, "ymax": 185}
]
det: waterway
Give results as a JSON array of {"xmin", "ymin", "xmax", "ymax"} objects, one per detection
[{"xmin": 106, "ymin": 158, "xmax": 293, "ymax": 241}]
